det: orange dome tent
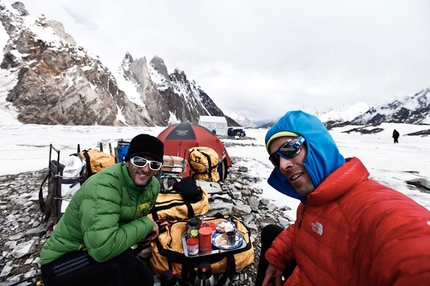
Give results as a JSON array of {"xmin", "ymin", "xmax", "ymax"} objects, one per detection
[{"xmin": 157, "ymin": 121, "xmax": 232, "ymax": 180}]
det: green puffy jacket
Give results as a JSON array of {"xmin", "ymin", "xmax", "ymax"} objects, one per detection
[{"xmin": 40, "ymin": 163, "xmax": 159, "ymax": 264}]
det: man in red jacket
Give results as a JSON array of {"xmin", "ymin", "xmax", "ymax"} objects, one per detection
[{"xmin": 256, "ymin": 110, "xmax": 430, "ymax": 286}]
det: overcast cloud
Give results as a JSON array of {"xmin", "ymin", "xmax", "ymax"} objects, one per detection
[{"xmin": 23, "ymin": 0, "xmax": 430, "ymax": 120}]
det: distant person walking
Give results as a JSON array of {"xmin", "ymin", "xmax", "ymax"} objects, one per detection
[{"xmin": 393, "ymin": 129, "xmax": 400, "ymax": 143}]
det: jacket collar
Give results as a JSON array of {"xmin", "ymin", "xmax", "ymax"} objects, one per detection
[{"xmin": 306, "ymin": 157, "xmax": 369, "ymax": 205}]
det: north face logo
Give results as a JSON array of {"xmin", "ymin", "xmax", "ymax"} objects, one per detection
[{"xmin": 311, "ymin": 221, "xmax": 323, "ymax": 235}]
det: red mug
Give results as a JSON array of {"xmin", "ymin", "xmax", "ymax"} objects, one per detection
[{"xmin": 205, "ymin": 222, "xmax": 216, "ymax": 234}]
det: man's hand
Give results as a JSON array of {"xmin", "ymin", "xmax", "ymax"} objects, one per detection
[
  {"xmin": 141, "ymin": 221, "xmax": 159, "ymax": 243},
  {"xmin": 262, "ymin": 263, "xmax": 284, "ymax": 286}
]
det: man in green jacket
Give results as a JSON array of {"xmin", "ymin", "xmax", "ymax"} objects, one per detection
[{"xmin": 40, "ymin": 134, "xmax": 164, "ymax": 286}]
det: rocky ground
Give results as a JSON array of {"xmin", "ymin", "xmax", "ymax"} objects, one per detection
[{"xmin": 0, "ymin": 142, "xmax": 293, "ymax": 286}]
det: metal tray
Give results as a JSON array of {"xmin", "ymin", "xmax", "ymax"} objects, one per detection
[{"xmin": 182, "ymin": 232, "xmax": 247, "ymax": 258}]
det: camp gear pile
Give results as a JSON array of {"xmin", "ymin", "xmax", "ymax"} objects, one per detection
[
  {"xmin": 80, "ymin": 149, "xmax": 115, "ymax": 177},
  {"xmin": 38, "ymin": 135, "xmax": 254, "ymax": 284},
  {"xmin": 149, "ymin": 215, "xmax": 254, "ymax": 285},
  {"xmin": 157, "ymin": 121, "xmax": 232, "ymax": 179},
  {"xmin": 147, "ymin": 169, "xmax": 254, "ymax": 284},
  {"xmin": 149, "ymin": 179, "xmax": 210, "ymax": 223},
  {"xmin": 39, "ymin": 144, "xmax": 115, "ymax": 226},
  {"xmin": 159, "ymin": 155, "xmax": 187, "ymax": 192},
  {"xmin": 188, "ymin": 147, "xmax": 220, "ymax": 182},
  {"xmin": 39, "ymin": 145, "xmax": 86, "ymax": 225}
]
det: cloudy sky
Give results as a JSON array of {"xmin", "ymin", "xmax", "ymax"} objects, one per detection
[{"xmin": 23, "ymin": 0, "xmax": 430, "ymax": 120}]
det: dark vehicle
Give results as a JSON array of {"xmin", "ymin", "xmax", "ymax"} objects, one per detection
[{"xmin": 228, "ymin": 128, "xmax": 246, "ymax": 137}]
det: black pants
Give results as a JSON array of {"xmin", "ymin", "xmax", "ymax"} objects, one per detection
[
  {"xmin": 255, "ymin": 224, "xmax": 297, "ymax": 286},
  {"xmin": 41, "ymin": 248, "xmax": 154, "ymax": 286}
]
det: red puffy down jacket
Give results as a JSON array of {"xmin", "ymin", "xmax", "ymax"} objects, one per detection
[{"xmin": 265, "ymin": 157, "xmax": 430, "ymax": 286}]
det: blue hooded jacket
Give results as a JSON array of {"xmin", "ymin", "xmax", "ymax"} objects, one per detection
[{"xmin": 265, "ymin": 110, "xmax": 345, "ymax": 202}]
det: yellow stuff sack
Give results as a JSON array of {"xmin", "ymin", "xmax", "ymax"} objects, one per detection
[
  {"xmin": 149, "ymin": 217, "xmax": 254, "ymax": 281},
  {"xmin": 188, "ymin": 147, "xmax": 219, "ymax": 182},
  {"xmin": 80, "ymin": 149, "xmax": 115, "ymax": 177}
]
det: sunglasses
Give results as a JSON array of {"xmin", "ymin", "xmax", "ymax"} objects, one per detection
[
  {"xmin": 130, "ymin": 156, "xmax": 163, "ymax": 171},
  {"xmin": 269, "ymin": 136, "xmax": 305, "ymax": 167}
]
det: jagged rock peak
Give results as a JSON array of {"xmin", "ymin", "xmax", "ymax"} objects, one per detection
[
  {"xmin": 47, "ymin": 19, "xmax": 76, "ymax": 46},
  {"xmin": 150, "ymin": 55, "xmax": 168, "ymax": 76},
  {"xmin": 171, "ymin": 68, "xmax": 187, "ymax": 82},
  {"xmin": 9, "ymin": 1, "xmax": 29, "ymax": 16},
  {"xmin": 121, "ymin": 53, "xmax": 149, "ymax": 87},
  {"xmin": 121, "ymin": 52, "xmax": 137, "ymax": 75}
]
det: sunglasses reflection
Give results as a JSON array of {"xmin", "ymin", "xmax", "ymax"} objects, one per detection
[
  {"xmin": 270, "ymin": 136, "xmax": 305, "ymax": 167},
  {"xmin": 130, "ymin": 156, "xmax": 163, "ymax": 171}
]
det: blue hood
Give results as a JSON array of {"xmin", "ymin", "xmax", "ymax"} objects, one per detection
[{"xmin": 265, "ymin": 110, "xmax": 345, "ymax": 202}]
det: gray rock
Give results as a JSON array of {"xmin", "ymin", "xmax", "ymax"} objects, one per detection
[
  {"xmin": 232, "ymin": 201, "xmax": 252, "ymax": 216},
  {"xmin": 231, "ymin": 191, "xmax": 242, "ymax": 199},
  {"xmin": 11, "ymin": 240, "xmax": 37, "ymax": 259},
  {"xmin": 0, "ymin": 262, "xmax": 13, "ymax": 278},
  {"xmin": 247, "ymin": 197, "xmax": 260, "ymax": 211}
]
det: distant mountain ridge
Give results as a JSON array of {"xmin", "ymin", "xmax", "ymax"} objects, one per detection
[
  {"xmin": 229, "ymin": 90, "xmax": 430, "ymax": 128},
  {"xmin": 350, "ymin": 88, "xmax": 430, "ymax": 125}
]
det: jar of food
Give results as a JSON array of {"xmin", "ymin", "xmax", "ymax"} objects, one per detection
[
  {"xmin": 187, "ymin": 218, "xmax": 199, "ymax": 238},
  {"xmin": 186, "ymin": 237, "xmax": 199, "ymax": 256}
]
